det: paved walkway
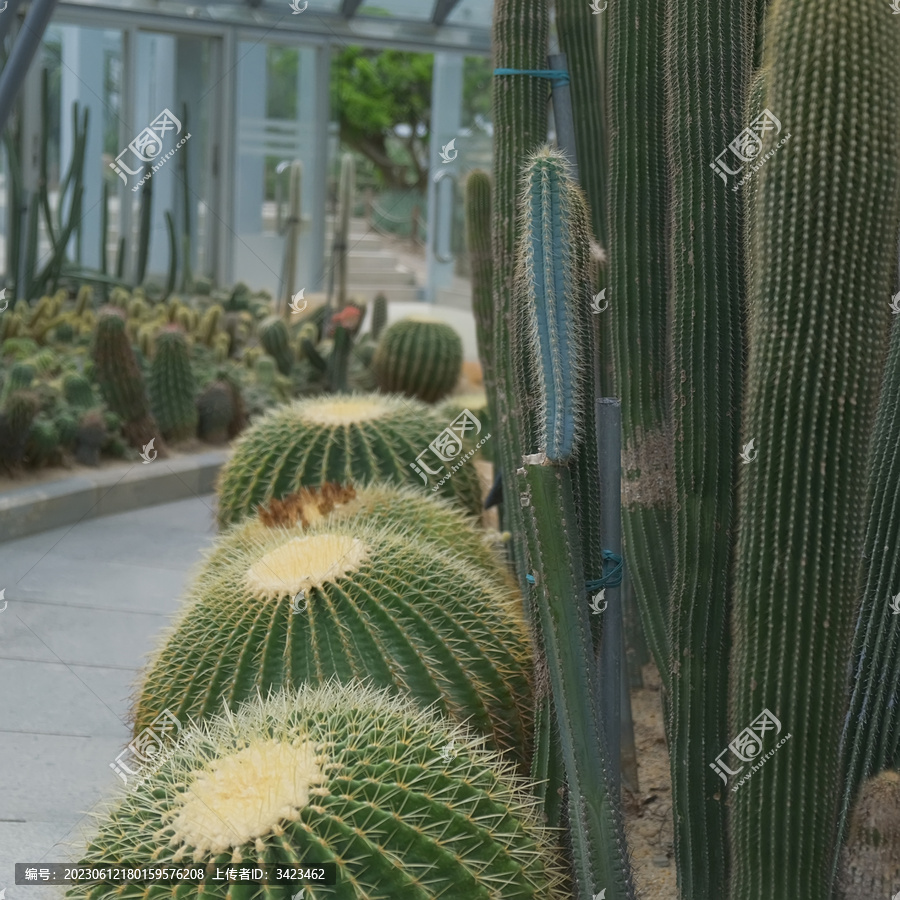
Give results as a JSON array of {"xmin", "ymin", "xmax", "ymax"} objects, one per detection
[{"xmin": 0, "ymin": 494, "xmax": 220, "ymax": 897}]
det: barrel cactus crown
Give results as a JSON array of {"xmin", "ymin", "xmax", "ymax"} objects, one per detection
[
  {"xmin": 132, "ymin": 518, "xmax": 533, "ymax": 767},
  {"xmin": 148, "ymin": 325, "xmax": 198, "ymax": 442},
  {"xmin": 203, "ymin": 481, "xmax": 511, "ymax": 590},
  {"xmin": 373, "ymin": 317, "xmax": 463, "ymax": 403},
  {"xmin": 78, "ymin": 684, "xmax": 565, "ymax": 900},
  {"xmin": 215, "ymin": 393, "xmax": 483, "ymax": 525}
]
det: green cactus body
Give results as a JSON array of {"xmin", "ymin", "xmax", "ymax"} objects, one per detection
[
  {"xmin": 254, "ymin": 354, "xmax": 278, "ymax": 386},
  {"xmin": 334, "ymin": 153, "xmax": 355, "ymax": 308},
  {"xmin": 74, "ymin": 409, "xmax": 106, "ymax": 466},
  {"xmin": 1, "ymin": 362, "xmax": 35, "ymax": 405},
  {"xmin": 663, "ymin": 0, "xmax": 755, "ymax": 893},
  {"xmin": 149, "ymin": 325, "xmax": 198, "ymax": 442},
  {"xmin": 92, "ymin": 307, "xmax": 162, "ymax": 451},
  {"xmin": 729, "ymin": 1, "xmax": 900, "ymax": 896},
  {"xmin": 372, "ymin": 318, "xmax": 463, "ymax": 403},
  {"xmin": 216, "ymin": 394, "xmax": 483, "ymax": 525},
  {"xmin": 74, "ymin": 284, "xmax": 92, "ymax": 316},
  {"xmin": 212, "ymin": 332, "xmax": 230, "ymax": 363},
  {"xmin": 259, "ymin": 316, "xmax": 294, "ymax": 376},
  {"xmin": 54, "ymin": 408, "xmax": 79, "ymax": 448},
  {"xmin": 77, "ymin": 684, "xmax": 564, "ymax": 900},
  {"xmin": 1, "ymin": 337, "xmax": 39, "ymax": 361},
  {"xmin": 465, "ymin": 171, "xmax": 500, "ymax": 461},
  {"xmin": 837, "ymin": 317, "xmax": 900, "ymax": 879},
  {"xmin": 371, "ymin": 292, "xmax": 388, "ymax": 339},
  {"xmin": 197, "ymin": 381, "xmax": 235, "ymax": 445},
  {"xmin": 198, "ymin": 304, "xmax": 223, "ymax": 346},
  {"xmin": 28, "ymin": 348, "xmax": 60, "ymax": 377},
  {"xmin": 206, "ymin": 481, "xmax": 512, "ymax": 590},
  {"xmin": 515, "ymin": 148, "xmax": 590, "ymax": 463},
  {"xmin": 52, "ymin": 316, "xmax": 75, "ymax": 343},
  {"xmin": 0, "ymin": 390, "xmax": 39, "ymax": 468},
  {"xmin": 133, "ymin": 519, "xmax": 533, "ymax": 766},
  {"xmin": 329, "ymin": 324, "xmax": 352, "ymax": 393},
  {"xmin": 26, "ymin": 416, "xmax": 60, "ymax": 465},
  {"xmin": 62, "ymin": 373, "xmax": 96, "ymax": 410}
]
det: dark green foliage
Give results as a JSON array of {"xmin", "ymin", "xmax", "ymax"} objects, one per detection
[
  {"xmin": 62, "ymin": 373, "xmax": 96, "ymax": 409},
  {"xmin": 197, "ymin": 380, "xmax": 235, "ymax": 445},
  {"xmin": 0, "ymin": 362, "xmax": 35, "ymax": 405},
  {"xmin": 26, "ymin": 417, "xmax": 60, "ymax": 465},
  {"xmin": 0, "ymin": 390, "xmax": 39, "ymax": 469}
]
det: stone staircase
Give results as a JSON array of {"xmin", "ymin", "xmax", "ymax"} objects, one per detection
[{"xmin": 322, "ymin": 216, "xmax": 423, "ymax": 304}]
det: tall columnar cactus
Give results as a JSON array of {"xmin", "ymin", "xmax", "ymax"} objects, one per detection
[
  {"xmin": 215, "ymin": 394, "xmax": 483, "ymax": 525},
  {"xmin": 0, "ymin": 362, "xmax": 35, "ymax": 405},
  {"xmin": 372, "ymin": 318, "xmax": 463, "ymax": 403},
  {"xmin": 78, "ymin": 685, "xmax": 565, "ymax": 900},
  {"xmin": 148, "ymin": 325, "xmax": 198, "ymax": 442},
  {"xmin": 465, "ymin": 171, "xmax": 500, "ymax": 452},
  {"xmin": 0, "ymin": 390, "xmax": 39, "ymax": 469},
  {"xmin": 132, "ymin": 519, "xmax": 534, "ymax": 769},
  {"xmin": 333, "ymin": 152, "xmax": 355, "ymax": 309},
  {"xmin": 92, "ymin": 307, "xmax": 163, "ymax": 452},
  {"xmin": 663, "ymin": 0, "xmax": 754, "ymax": 894},
  {"xmin": 513, "ymin": 146, "xmax": 634, "ymax": 900},
  {"xmin": 491, "ymin": 0, "xmax": 553, "ymax": 833},
  {"xmin": 607, "ymin": 0, "xmax": 672, "ymax": 692},
  {"xmin": 836, "ymin": 315, "xmax": 900, "ymax": 878},
  {"xmin": 258, "ymin": 315, "xmax": 294, "ymax": 376},
  {"xmin": 371, "ymin": 292, "xmax": 388, "ymax": 340},
  {"xmin": 729, "ymin": 0, "xmax": 900, "ymax": 896}
]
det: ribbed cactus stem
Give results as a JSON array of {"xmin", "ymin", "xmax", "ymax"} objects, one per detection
[
  {"xmin": 608, "ymin": 0, "xmax": 672, "ymax": 691},
  {"xmin": 836, "ymin": 314, "xmax": 900, "ymax": 880},
  {"xmin": 730, "ymin": 0, "xmax": 900, "ymax": 896},
  {"xmin": 519, "ymin": 460, "xmax": 635, "ymax": 900},
  {"xmin": 334, "ymin": 152, "xmax": 354, "ymax": 309},
  {"xmin": 516, "ymin": 148, "xmax": 589, "ymax": 462},
  {"xmin": 371, "ymin": 293, "xmax": 388, "ymax": 340},
  {"xmin": 465, "ymin": 171, "xmax": 499, "ymax": 441},
  {"xmin": 663, "ymin": 0, "xmax": 754, "ymax": 895}
]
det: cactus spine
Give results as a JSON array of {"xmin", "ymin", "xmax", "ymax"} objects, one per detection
[
  {"xmin": 133, "ymin": 519, "xmax": 533, "ymax": 767},
  {"xmin": 77, "ymin": 685, "xmax": 565, "ymax": 900},
  {"xmin": 607, "ymin": 0, "xmax": 673, "ymax": 693},
  {"xmin": 729, "ymin": 1, "xmax": 900, "ymax": 896},
  {"xmin": 148, "ymin": 325, "xmax": 198, "ymax": 442},
  {"xmin": 372, "ymin": 318, "xmax": 463, "ymax": 403},
  {"xmin": 215, "ymin": 394, "xmax": 483, "ymax": 525},
  {"xmin": 514, "ymin": 147, "xmax": 634, "ymax": 900}
]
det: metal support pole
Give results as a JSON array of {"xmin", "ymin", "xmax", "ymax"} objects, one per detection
[
  {"xmin": 0, "ymin": 0, "xmax": 59, "ymax": 136},
  {"xmin": 597, "ymin": 398, "xmax": 623, "ymax": 794},
  {"xmin": 0, "ymin": 0, "xmax": 26, "ymax": 49},
  {"xmin": 548, "ymin": 52, "xmax": 579, "ymax": 181}
]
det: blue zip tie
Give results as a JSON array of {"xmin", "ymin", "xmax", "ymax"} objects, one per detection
[
  {"xmin": 525, "ymin": 550, "xmax": 623, "ymax": 589},
  {"xmin": 494, "ymin": 67, "xmax": 571, "ymax": 86}
]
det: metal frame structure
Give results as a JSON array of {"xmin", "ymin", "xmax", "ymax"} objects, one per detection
[{"xmin": 3, "ymin": 0, "xmax": 489, "ymax": 292}]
